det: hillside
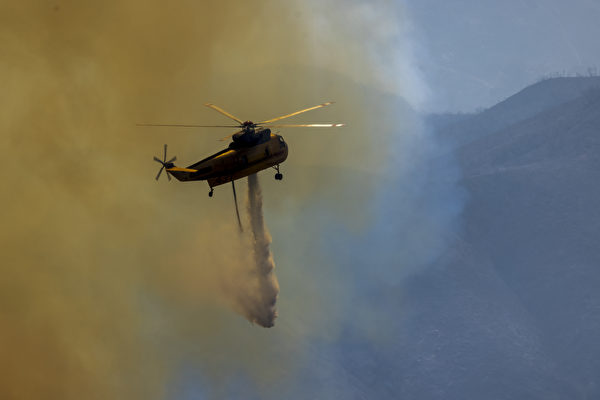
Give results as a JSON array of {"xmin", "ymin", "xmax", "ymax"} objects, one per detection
[
  {"xmin": 429, "ymin": 77, "xmax": 600, "ymax": 398},
  {"xmin": 290, "ymin": 77, "xmax": 600, "ymax": 400},
  {"xmin": 435, "ymin": 76, "xmax": 600, "ymax": 148}
]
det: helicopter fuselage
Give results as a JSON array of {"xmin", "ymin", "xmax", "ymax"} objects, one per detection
[{"xmin": 166, "ymin": 129, "xmax": 288, "ymax": 188}]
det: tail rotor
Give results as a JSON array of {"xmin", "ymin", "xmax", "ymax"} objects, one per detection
[{"xmin": 153, "ymin": 144, "xmax": 177, "ymax": 181}]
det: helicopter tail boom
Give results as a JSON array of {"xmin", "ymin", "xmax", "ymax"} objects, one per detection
[{"xmin": 165, "ymin": 167, "xmax": 199, "ymax": 181}]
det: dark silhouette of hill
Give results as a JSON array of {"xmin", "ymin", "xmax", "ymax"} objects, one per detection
[
  {"xmin": 423, "ymin": 77, "xmax": 600, "ymax": 398},
  {"xmin": 436, "ymin": 76, "xmax": 600, "ymax": 148},
  {"xmin": 300, "ymin": 77, "xmax": 600, "ymax": 400},
  {"xmin": 293, "ymin": 77, "xmax": 600, "ymax": 400},
  {"xmin": 459, "ymin": 86, "xmax": 600, "ymax": 174}
]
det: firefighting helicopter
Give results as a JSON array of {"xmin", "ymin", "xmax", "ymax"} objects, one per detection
[{"xmin": 139, "ymin": 102, "xmax": 344, "ymax": 229}]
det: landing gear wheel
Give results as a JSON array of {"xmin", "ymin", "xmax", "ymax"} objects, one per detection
[
  {"xmin": 275, "ymin": 173, "xmax": 283, "ymax": 181},
  {"xmin": 209, "ymin": 189, "xmax": 214, "ymax": 197}
]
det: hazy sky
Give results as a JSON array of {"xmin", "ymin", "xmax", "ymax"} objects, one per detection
[{"xmin": 405, "ymin": 0, "xmax": 600, "ymax": 111}]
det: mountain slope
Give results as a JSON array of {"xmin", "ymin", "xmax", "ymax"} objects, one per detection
[
  {"xmin": 437, "ymin": 76, "xmax": 600, "ymax": 148},
  {"xmin": 450, "ymin": 80, "xmax": 600, "ymax": 398}
]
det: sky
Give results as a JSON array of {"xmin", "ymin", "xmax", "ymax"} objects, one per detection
[
  {"xmin": 1, "ymin": 0, "xmax": 598, "ymax": 399},
  {"xmin": 405, "ymin": 0, "xmax": 600, "ymax": 111}
]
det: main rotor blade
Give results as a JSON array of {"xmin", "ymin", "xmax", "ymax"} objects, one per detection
[
  {"xmin": 167, "ymin": 156, "xmax": 177, "ymax": 163},
  {"xmin": 218, "ymin": 129, "xmax": 243, "ymax": 142},
  {"xmin": 137, "ymin": 123, "xmax": 240, "ymax": 128},
  {"xmin": 163, "ymin": 144, "xmax": 167, "ymax": 161},
  {"xmin": 204, "ymin": 103, "xmax": 245, "ymax": 125},
  {"xmin": 262, "ymin": 123, "xmax": 345, "ymax": 128},
  {"xmin": 258, "ymin": 102, "xmax": 334, "ymax": 124},
  {"xmin": 153, "ymin": 156, "xmax": 162, "ymax": 163}
]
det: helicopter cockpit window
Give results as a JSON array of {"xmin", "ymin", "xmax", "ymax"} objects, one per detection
[{"xmin": 278, "ymin": 136, "xmax": 286, "ymax": 148}]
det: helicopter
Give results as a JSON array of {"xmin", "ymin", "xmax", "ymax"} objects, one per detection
[
  {"xmin": 140, "ymin": 102, "xmax": 344, "ymax": 229},
  {"xmin": 141, "ymin": 101, "xmax": 343, "ymax": 196}
]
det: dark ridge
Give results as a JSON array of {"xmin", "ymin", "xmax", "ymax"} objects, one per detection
[{"xmin": 435, "ymin": 76, "xmax": 600, "ymax": 148}]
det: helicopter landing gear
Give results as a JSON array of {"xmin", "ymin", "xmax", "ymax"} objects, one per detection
[
  {"xmin": 273, "ymin": 165, "xmax": 283, "ymax": 181},
  {"xmin": 208, "ymin": 188, "xmax": 214, "ymax": 197}
]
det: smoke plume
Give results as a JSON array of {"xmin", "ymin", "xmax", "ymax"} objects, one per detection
[{"xmin": 0, "ymin": 0, "xmax": 458, "ymax": 398}]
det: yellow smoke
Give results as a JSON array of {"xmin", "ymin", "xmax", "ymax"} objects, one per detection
[{"xmin": 0, "ymin": 0, "xmax": 423, "ymax": 398}]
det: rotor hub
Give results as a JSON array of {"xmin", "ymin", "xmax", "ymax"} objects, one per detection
[{"xmin": 242, "ymin": 121, "xmax": 256, "ymax": 134}]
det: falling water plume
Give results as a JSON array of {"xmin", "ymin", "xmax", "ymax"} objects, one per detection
[{"xmin": 240, "ymin": 173, "xmax": 279, "ymax": 327}]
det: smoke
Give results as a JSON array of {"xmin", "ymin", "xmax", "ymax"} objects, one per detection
[
  {"xmin": 0, "ymin": 0, "xmax": 464, "ymax": 398},
  {"xmin": 229, "ymin": 174, "xmax": 279, "ymax": 327}
]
